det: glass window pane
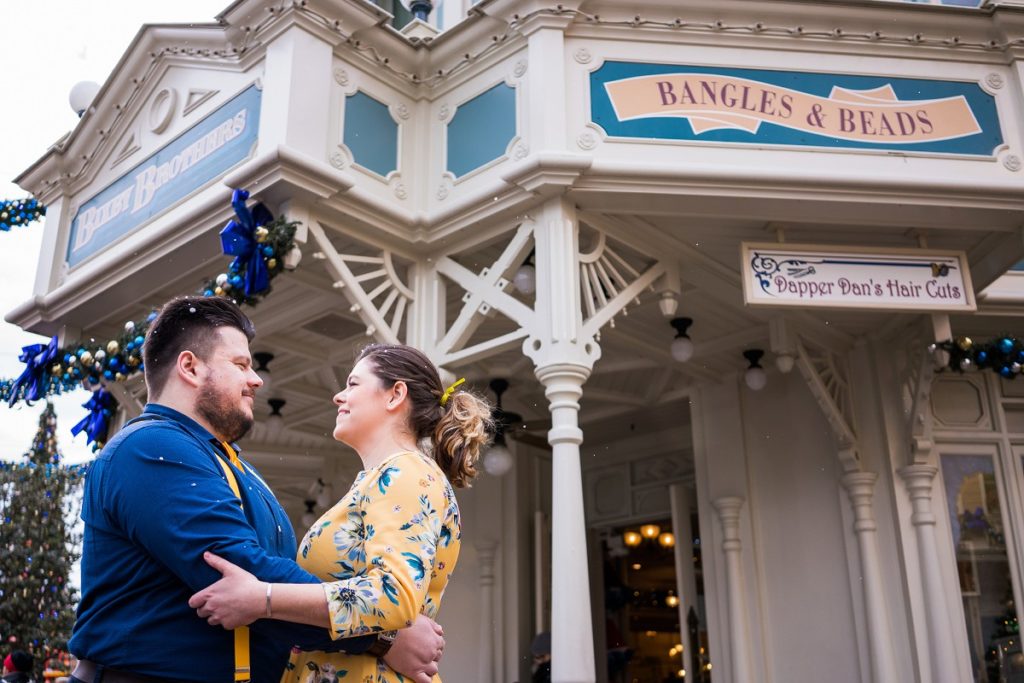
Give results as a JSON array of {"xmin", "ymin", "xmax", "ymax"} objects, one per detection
[{"xmin": 941, "ymin": 454, "xmax": 1021, "ymax": 682}]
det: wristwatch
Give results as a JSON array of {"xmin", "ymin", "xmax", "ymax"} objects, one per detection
[{"xmin": 366, "ymin": 630, "xmax": 398, "ymax": 658}]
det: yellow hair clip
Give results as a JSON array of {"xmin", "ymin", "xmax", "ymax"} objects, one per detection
[{"xmin": 440, "ymin": 378, "xmax": 466, "ymax": 406}]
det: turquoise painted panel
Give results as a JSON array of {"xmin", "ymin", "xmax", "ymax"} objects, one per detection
[
  {"xmin": 344, "ymin": 91, "xmax": 398, "ymax": 177},
  {"xmin": 591, "ymin": 62, "xmax": 1002, "ymax": 156},
  {"xmin": 447, "ymin": 83, "xmax": 516, "ymax": 178}
]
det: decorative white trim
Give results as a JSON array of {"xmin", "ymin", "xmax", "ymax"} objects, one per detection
[
  {"xmin": 306, "ymin": 219, "xmax": 414, "ymax": 343},
  {"xmin": 796, "ymin": 338, "xmax": 858, "ymax": 468},
  {"xmin": 578, "ymin": 229, "xmax": 663, "ymax": 337},
  {"xmin": 147, "ymin": 88, "xmax": 177, "ymax": 134}
]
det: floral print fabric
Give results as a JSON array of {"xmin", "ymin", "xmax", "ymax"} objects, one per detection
[{"xmin": 282, "ymin": 451, "xmax": 460, "ymax": 683}]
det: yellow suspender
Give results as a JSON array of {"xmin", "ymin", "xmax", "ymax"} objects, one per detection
[{"xmin": 214, "ymin": 451, "xmax": 251, "ymax": 683}]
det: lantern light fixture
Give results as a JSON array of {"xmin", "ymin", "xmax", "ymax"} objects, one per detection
[
  {"xmin": 743, "ymin": 349, "xmax": 768, "ymax": 391},
  {"xmin": 669, "ymin": 317, "xmax": 694, "ymax": 362}
]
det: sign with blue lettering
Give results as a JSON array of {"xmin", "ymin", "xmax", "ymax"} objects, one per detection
[
  {"xmin": 67, "ymin": 84, "xmax": 262, "ymax": 267},
  {"xmin": 591, "ymin": 62, "xmax": 1002, "ymax": 156}
]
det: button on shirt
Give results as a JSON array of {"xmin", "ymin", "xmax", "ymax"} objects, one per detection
[{"xmin": 69, "ymin": 404, "xmax": 370, "ymax": 682}]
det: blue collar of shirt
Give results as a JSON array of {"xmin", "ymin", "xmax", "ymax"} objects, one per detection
[{"xmin": 142, "ymin": 403, "xmax": 243, "ymax": 456}]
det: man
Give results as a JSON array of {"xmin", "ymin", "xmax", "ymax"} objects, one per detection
[
  {"xmin": 2, "ymin": 652, "xmax": 33, "ymax": 683},
  {"xmin": 69, "ymin": 297, "xmax": 443, "ymax": 683}
]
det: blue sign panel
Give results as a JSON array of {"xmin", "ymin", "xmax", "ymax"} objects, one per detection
[
  {"xmin": 67, "ymin": 84, "xmax": 262, "ymax": 267},
  {"xmin": 590, "ymin": 62, "xmax": 1002, "ymax": 156}
]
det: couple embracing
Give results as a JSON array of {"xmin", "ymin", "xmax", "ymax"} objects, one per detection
[{"xmin": 67, "ymin": 296, "xmax": 491, "ymax": 683}]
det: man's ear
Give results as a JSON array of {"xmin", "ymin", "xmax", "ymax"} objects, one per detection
[
  {"xmin": 175, "ymin": 350, "xmax": 203, "ymax": 389},
  {"xmin": 386, "ymin": 380, "xmax": 409, "ymax": 412}
]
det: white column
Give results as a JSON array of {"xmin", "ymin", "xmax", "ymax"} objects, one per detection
[
  {"xmin": 840, "ymin": 472, "xmax": 900, "ymax": 683},
  {"xmin": 526, "ymin": 196, "xmax": 600, "ymax": 683},
  {"xmin": 712, "ymin": 496, "xmax": 754, "ymax": 683},
  {"xmin": 477, "ymin": 540, "xmax": 498, "ymax": 683},
  {"xmin": 536, "ymin": 364, "xmax": 595, "ymax": 683},
  {"xmin": 669, "ymin": 484, "xmax": 699, "ymax": 676},
  {"xmin": 899, "ymin": 464, "xmax": 962, "ymax": 683}
]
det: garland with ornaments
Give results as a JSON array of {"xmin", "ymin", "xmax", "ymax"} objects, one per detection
[
  {"xmin": 1, "ymin": 189, "xmax": 300, "ymax": 450},
  {"xmin": 934, "ymin": 336, "xmax": 1024, "ymax": 379},
  {"xmin": 0, "ymin": 197, "xmax": 45, "ymax": 231}
]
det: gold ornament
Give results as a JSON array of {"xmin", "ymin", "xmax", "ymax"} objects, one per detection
[
  {"xmin": 50, "ymin": 364, "xmax": 62, "ymax": 375},
  {"xmin": 80, "ymin": 351, "xmax": 93, "ymax": 366},
  {"xmin": 127, "ymin": 356, "xmax": 140, "ymax": 367},
  {"xmin": 958, "ymin": 337, "xmax": 973, "ymax": 351},
  {"xmin": 115, "ymin": 372, "xmax": 126, "ymax": 382},
  {"xmin": 214, "ymin": 286, "xmax": 224, "ymax": 296},
  {"xmin": 267, "ymin": 258, "xmax": 277, "ymax": 270},
  {"xmin": 255, "ymin": 227, "xmax": 269, "ymax": 243},
  {"xmin": 107, "ymin": 340, "xmax": 120, "ymax": 355}
]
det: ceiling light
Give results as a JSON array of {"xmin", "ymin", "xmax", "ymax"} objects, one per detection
[
  {"xmin": 669, "ymin": 317, "xmax": 694, "ymax": 362},
  {"xmin": 743, "ymin": 349, "xmax": 768, "ymax": 391},
  {"xmin": 266, "ymin": 398, "xmax": 285, "ymax": 439}
]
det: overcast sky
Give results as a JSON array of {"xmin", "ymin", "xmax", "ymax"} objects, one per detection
[{"xmin": 0, "ymin": 1, "xmax": 228, "ymax": 465}]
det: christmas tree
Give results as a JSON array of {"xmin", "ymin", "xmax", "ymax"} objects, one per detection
[{"xmin": 0, "ymin": 402, "xmax": 86, "ymax": 678}]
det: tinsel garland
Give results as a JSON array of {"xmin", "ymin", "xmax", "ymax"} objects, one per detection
[
  {"xmin": 0, "ymin": 197, "xmax": 45, "ymax": 231},
  {"xmin": 934, "ymin": 336, "xmax": 1024, "ymax": 379},
  {"xmin": 2, "ymin": 190, "xmax": 300, "ymax": 420}
]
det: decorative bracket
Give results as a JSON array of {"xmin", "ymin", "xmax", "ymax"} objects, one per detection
[
  {"xmin": 579, "ymin": 230, "xmax": 665, "ymax": 340},
  {"xmin": 796, "ymin": 338, "xmax": 860, "ymax": 471},
  {"xmin": 901, "ymin": 320, "xmax": 942, "ymax": 466},
  {"xmin": 307, "ymin": 219, "xmax": 413, "ymax": 343},
  {"xmin": 434, "ymin": 222, "xmax": 536, "ymax": 367}
]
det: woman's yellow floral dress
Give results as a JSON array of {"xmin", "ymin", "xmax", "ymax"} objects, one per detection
[{"xmin": 281, "ymin": 451, "xmax": 461, "ymax": 683}]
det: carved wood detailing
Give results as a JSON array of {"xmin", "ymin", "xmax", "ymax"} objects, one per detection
[{"xmin": 307, "ymin": 220, "xmax": 413, "ymax": 344}]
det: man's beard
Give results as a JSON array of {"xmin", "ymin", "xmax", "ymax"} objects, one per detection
[{"xmin": 196, "ymin": 382, "xmax": 254, "ymax": 443}]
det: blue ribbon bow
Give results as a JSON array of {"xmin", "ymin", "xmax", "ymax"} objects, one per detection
[
  {"xmin": 8, "ymin": 335, "xmax": 58, "ymax": 406},
  {"xmin": 219, "ymin": 189, "xmax": 275, "ymax": 297},
  {"xmin": 71, "ymin": 388, "xmax": 116, "ymax": 447}
]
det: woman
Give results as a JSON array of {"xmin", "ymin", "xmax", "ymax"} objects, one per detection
[{"xmin": 188, "ymin": 344, "xmax": 491, "ymax": 682}]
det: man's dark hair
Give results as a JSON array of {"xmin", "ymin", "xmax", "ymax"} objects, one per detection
[
  {"xmin": 9, "ymin": 651, "xmax": 32, "ymax": 673},
  {"xmin": 142, "ymin": 296, "xmax": 256, "ymax": 397}
]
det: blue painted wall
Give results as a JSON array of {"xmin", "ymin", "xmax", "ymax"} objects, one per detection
[
  {"xmin": 344, "ymin": 91, "xmax": 398, "ymax": 177},
  {"xmin": 447, "ymin": 83, "xmax": 516, "ymax": 178}
]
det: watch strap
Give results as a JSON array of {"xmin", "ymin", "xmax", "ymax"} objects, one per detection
[{"xmin": 365, "ymin": 630, "xmax": 399, "ymax": 658}]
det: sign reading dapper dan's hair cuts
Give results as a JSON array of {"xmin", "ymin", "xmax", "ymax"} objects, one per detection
[
  {"xmin": 67, "ymin": 84, "xmax": 262, "ymax": 267},
  {"xmin": 591, "ymin": 62, "xmax": 1002, "ymax": 156},
  {"xmin": 740, "ymin": 243, "xmax": 976, "ymax": 312}
]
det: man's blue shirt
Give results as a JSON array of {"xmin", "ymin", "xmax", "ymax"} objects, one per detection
[{"xmin": 69, "ymin": 404, "xmax": 368, "ymax": 682}]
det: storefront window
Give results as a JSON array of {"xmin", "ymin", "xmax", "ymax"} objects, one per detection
[
  {"xmin": 603, "ymin": 516, "xmax": 710, "ymax": 683},
  {"xmin": 941, "ymin": 454, "xmax": 1021, "ymax": 681}
]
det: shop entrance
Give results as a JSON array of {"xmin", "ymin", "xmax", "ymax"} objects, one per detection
[{"xmin": 597, "ymin": 507, "xmax": 711, "ymax": 683}]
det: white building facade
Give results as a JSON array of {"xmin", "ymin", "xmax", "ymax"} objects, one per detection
[{"xmin": 9, "ymin": 0, "xmax": 1024, "ymax": 681}]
